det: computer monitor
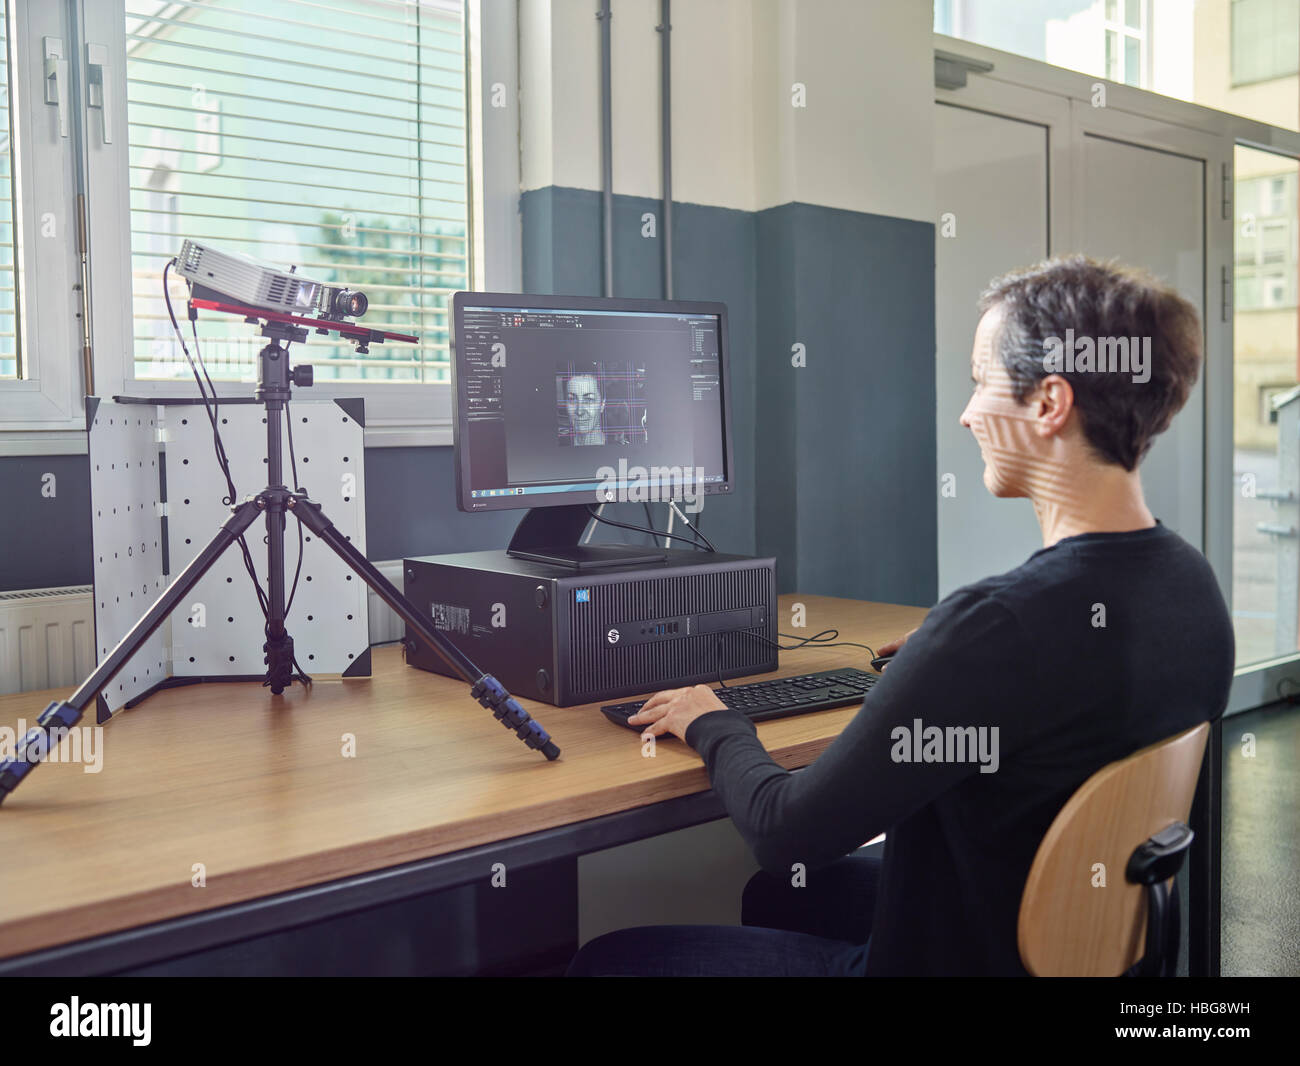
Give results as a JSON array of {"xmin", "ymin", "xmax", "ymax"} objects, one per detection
[{"xmin": 451, "ymin": 292, "xmax": 735, "ymax": 569}]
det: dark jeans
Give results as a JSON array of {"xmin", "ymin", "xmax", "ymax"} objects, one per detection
[{"xmin": 565, "ymin": 850, "xmax": 881, "ymax": 976}]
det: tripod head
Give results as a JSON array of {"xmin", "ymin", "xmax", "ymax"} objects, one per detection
[{"xmin": 253, "ymin": 321, "xmax": 314, "ymax": 406}]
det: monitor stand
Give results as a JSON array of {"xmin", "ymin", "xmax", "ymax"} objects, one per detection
[{"xmin": 506, "ymin": 505, "xmax": 667, "ymax": 570}]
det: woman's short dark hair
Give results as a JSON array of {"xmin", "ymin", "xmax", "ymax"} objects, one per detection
[{"xmin": 977, "ymin": 254, "xmax": 1201, "ymax": 471}]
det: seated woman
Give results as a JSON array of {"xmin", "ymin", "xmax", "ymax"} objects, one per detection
[{"xmin": 567, "ymin": 254, "xmax": 1234, "ymax": 977}]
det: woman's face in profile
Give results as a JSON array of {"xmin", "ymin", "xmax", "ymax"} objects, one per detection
[{"xmin": 961, "ymin": 307, "xmax": 1038, "ymax": 499}]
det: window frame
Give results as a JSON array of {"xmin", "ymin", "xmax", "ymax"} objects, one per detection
[
  {"xmin": 0, "ymin": 0, "xmax": 90, "ymax": 440},
  {"xmin": 80, "ymin": 0, "xmax": 520, "ymax": 451}
]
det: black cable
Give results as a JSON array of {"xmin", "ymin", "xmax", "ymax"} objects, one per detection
[
  {"xmin": 744, "ymin": 628, "xmax": 877, "ymax": 661},
  {"xmin": 185, "ymin": 295, "xmax": 267, "ymax": 616},
  {"xmin": 668, "ymin": 500, "xmax": 717, "ymax": 552},
  {"xmin": 164, "ymin": 261, "xmax": 268, "ymax": 618},
  {"xmin": 189, "ymin": 306, "xmax": 224, "ymax": 426},
  {"xmin": 716, "ymin": 633, "xmax": 728, "ymax": 689},
  {"xmin": 584, "ymin": 503, "xmax": 711, "ymax": 551},
  {"xmin": 281, "ymin": 381, "xmax": 311, "ymax": 687},
  {"xmin": 163, "ymin": 260, "xmax": 236, "ymax": 503},
  {"xmin": 283, "ymin": 395, "xmax": 305, "ymax": 618}
]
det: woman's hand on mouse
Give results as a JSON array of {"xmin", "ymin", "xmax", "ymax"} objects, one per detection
[{"xmin": 876, "ymin": 627, "xmax": 919, "ymax": 667}]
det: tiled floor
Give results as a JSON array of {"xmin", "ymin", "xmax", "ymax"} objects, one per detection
[{"xmin": 1221, "ymin": 699, "xmax": 1300, "ymax": 976}]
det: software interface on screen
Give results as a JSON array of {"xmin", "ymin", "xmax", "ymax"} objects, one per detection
[{"xmin": 457, "ymin": 304, "xmax": 728, "ymax": 507}]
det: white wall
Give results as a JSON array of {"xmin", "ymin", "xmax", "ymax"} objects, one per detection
[
  {"xmin": 520, "ymin": 0, "xmax": 935, "ymax": 220},
  {"xmin": 520, "ymin": 0, "xmax": 759, "ymax": 210},
  {"xmin": 754, "ymin": 0, "xmax": 935, "ymax": 219}
]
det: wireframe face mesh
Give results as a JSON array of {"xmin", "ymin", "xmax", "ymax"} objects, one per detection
[{"xmin": 556, "ymin": 361, "xmax": 648, "ymax": 445}]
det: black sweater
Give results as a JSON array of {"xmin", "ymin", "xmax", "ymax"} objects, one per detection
[{"xmin": 684, "ymin": 524, "xmax": 1234, "ymax": 976}]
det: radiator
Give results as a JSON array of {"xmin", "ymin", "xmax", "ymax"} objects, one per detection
[
  {"xmin": 0, "ymin": 586, "xmax": 95, "ymax": 696},
  {"xmin": 0, "ymin": 562, "xmax": 406, "ymax": 697}
]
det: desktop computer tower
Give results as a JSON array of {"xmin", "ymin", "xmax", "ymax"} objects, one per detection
[{"xmin": 403, "ymin": 549, "xmax": 778, "ymax": 706}]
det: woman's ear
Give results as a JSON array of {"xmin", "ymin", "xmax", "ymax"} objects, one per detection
[{"xmin": 1034, "ymin": 375, "xmax": 1075, "ymax": 438}]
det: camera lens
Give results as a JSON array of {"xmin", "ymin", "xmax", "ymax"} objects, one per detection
[{"xmin": 331, "ymin": 289, "xmax": 368, "ymax": 318}]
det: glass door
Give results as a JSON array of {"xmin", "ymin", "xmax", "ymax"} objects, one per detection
[{"xmin": 1232, "ymin": 145, "xmax": 1300, "ymax": 668}]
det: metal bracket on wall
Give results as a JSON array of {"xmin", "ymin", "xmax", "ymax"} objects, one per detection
[{"xmin": 935, "ymin": 49, "xmax": 994, "ymax": 91}]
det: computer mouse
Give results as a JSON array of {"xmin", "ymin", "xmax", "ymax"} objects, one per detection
[{"xmin": 870, "ymin": 653, "xmax": 895, "ymax": 672}]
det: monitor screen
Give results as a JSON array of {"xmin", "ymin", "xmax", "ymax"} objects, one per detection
[{"xmin": 451, "ymin": 292, "xmax": 734, "ymax": 513}]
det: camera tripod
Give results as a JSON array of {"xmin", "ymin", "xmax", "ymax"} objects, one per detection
[{"xmin": 0, "ymin": 316, "xmax": 560, "ymax": 805}]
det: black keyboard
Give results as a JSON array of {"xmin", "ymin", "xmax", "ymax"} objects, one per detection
[{"xmin": 601, "ymin": 667, "xmax": 878, "ymax": 732}]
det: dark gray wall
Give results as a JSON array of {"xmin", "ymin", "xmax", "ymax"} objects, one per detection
[
  {"xmin": 364, "ymin": 446, "xmax": 519, "ymax": 560},
  {"xmin": 2, "ymin": 190, "xmax": 936, "ymax": 606},
  {"xmin": 756, "ymin": 202, "xmax": 937, "ymax": 606},
  {"xmin": 0, "ymin": 455, "xmax": 93, "ymax": 591}
]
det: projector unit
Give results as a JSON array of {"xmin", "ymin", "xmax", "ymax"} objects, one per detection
[
  {"xmin": 403, "ymin": 550, "xmax": 778, "ymax": 706},
  {"xmin": 174, "ymin": 239, "xmax": 367, "ymax": 321}
]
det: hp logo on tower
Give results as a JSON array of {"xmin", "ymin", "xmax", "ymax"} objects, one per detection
[{"xmin": 607, "ymin": 628, "xmax": 621, "ymax": 645}]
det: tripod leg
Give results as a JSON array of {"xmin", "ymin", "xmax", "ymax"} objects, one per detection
[
  {"xmin": 261, "ymin": 397, "xmax": 293, "ymax": 694},
  {"xmin": 287, "ymin": 495, "xmax": 560, "ymax": 760},
  {"xmin": 0, "ymin": 500, "xmax": 264, "ymax": 804}
]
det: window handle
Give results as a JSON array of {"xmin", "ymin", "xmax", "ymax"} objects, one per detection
[
  {"xmin": 43, "ymin": 37, "xmax": 69, "ymax": 139},
  {"xmin": 86, "ymin": 43, "xmax": 112, "ymax": 144}
]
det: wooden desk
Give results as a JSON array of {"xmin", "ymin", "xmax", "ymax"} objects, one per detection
[{"xmin": 0, "ymin": 594, "xmax": 925, "ymax": 973}]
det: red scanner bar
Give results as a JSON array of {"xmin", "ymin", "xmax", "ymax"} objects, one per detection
[{"xmin": 189, "ymin": 296, "xmax": 419, "ymax": 345}]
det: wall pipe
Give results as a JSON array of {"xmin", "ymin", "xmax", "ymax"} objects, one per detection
[
  {"xmin": 658, "ymin": 0, "xmax": 673, "ymax": 300},
  {"xmin": 598, "ymin": 0, "xmax": 614, "ymax": 297}
]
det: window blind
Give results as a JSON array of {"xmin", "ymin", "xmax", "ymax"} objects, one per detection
[{"xmin": 125, "ymin": 0, "xmax": 468, "ymax": 384}]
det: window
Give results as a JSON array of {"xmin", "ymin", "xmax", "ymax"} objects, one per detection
[
  {"xmin": 0, "ymin": 9, "xmax": 15, "ymax": 381},
  {"xmin": 1237, "ymin": 269, "xmax": 1261, "ymax": 309},
  {"xmin": 1235, "ymin": 172, "xmax": 1298, "ymax": 311},
  {"xmin": 1269, "ymin": 174, "xmax": 1288, "ymax": 214},
  {"xmin": 124, "ymin": 0, "xmax": 470, "ymax": 386},
  {"xmin": 1232, "ymin": 0, "xmax": 1300, "ymax": 86},
  {"xmin": 1263, "ymin": 269, "xmax": 1290, "ymax": 306},
  {"xmin": 2, "ymin": 0, "xmax": 511, "ymax": 443},
  {"xmin": 1104, "ymin": 0, "xmax": 1145, "ymax": 87}
]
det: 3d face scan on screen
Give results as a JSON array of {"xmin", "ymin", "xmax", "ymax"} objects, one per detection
[
  {"xmin": 556, "ymin": 362, "xmax": 648, "ymax": 448},
  {"xmin": 455, "ymin": 301, "xmax": 729, "ymax": 510},
  {"xmin": 561, "ymin": 370, "xmax": 607, "ymax": 446}
]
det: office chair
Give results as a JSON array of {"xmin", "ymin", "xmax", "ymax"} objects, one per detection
[{"xmin": 1018, "ymin": 722, "xmax": 1210, "ymax": 977}]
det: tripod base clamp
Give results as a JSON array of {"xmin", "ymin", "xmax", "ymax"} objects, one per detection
[
  {"xmin": 262, "ymin": 629, "xmax": 298, "ymax": 693},
  {"xmin": 472, "ymin": 675, "xmax": 561, "ymax": 760},
  {"xmin": 0, "ymin": 701, "xmax": 84, "ymax": 804}
]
